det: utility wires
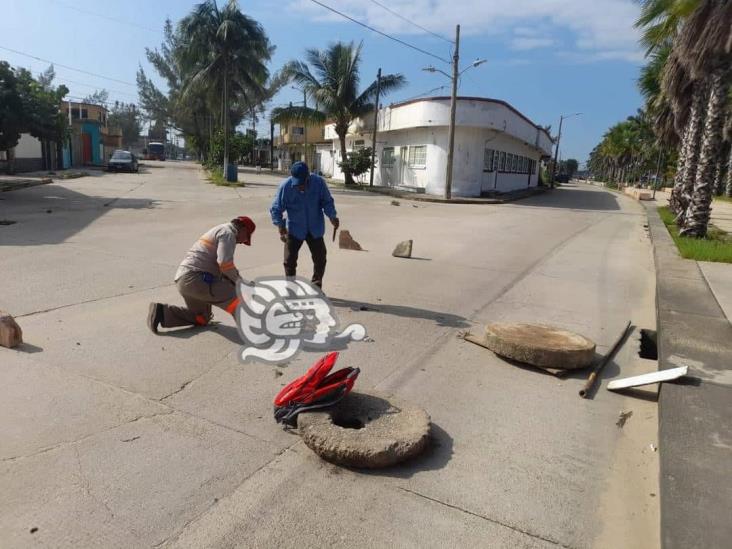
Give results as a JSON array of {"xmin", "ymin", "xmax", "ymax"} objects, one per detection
[
  {"xmin": 307, "ymin": 0, "xmax": 450, "ymax": 64},
  {"xmin": 0, "ymin": 45, "xmax": 137, "ymax": 87},
  {"xmin": 366, "ymin": 0, "xmax": 453, "ymax": 44}
]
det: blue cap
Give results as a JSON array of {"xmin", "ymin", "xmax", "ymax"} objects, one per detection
[{"xmin": 290, "ymin": 161, "xmax": 309, "ymax": 184}]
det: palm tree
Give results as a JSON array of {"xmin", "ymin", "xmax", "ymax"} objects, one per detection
[
  {"xmin": 674, "ymin": 0, "xmax": 732, "ymax": 236},
  {"xmin": 282, "ymin": 42, "xmax": 406, "ymax": 185},
  {"xmin": 178, "ymin": 0, "xmax": 271, "ymax": 177}
]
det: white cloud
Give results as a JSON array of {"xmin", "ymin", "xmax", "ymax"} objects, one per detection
[
  {"xmin": 290, "ymin": 0, "xmax": 643, "ymax": 62},
  {"xmin": 510, "ymin": 37, "xmax": 556, "ymax": 51}
]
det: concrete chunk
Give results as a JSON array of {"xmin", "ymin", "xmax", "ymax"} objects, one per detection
[
  {"xmin": 298, "ymin": 391, "xmax": 431, "ymax": 468},
  {"xmin": 0, "ymin": 310, "xmax": 22, "ymax": 348},
  {"xmin": 392, "ymin": 239, "xmax": 413, "ymax": 258},
  {"xmin": 338, "ymin": 230, "xmax": 363, "ymax": 251},
  {"xmin": 467, "ymin": 322, "xmax": 596, "ymax": 370}
]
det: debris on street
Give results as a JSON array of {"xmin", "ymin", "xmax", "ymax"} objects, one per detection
[
  {"xmin": 607, "ymin": 366, "xmax": 688, "ymax": 391},
  {"xmin": 465, "ymin": 322, "xmax": 596, "ymax": 371},
  {"xmin": 579, "ymin": 320, "xmax": 633, "ymax": 398},
  {"xmin": 0, "ymin": 310, "xmax": 23, "ymax": 348},
  {"xmin": 392, "ymin": 239, "xmax": 413, "ymax": 258},
  {"xmin": 616, "ymin": 410, "xmax": 633, "ymax": 428},
  {"xmin": 390, "ymin": 200, "xmax": 400, "ymax": 206},
  {"xmin": 339, "ymin": 230, "xmax": 364, "ymax": 251}
]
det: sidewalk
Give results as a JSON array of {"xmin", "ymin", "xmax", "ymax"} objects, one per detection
[{"xmin": 643, "ymin": 202, "xmax": 732, "ymax": 549}]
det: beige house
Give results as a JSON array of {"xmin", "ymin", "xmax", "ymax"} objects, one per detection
[{"xmin": 274, "ymin": 122, "xmax": 328, "ymax": 172}]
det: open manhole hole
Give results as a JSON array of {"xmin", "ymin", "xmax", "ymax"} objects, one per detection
[
  {"xmin": 0, "ymin": 220, "xmax": 17, "ymax": 226},
  {"xmin": 639, "ymin": 329, "xmax": 658, "ymax": 360},
  {"xmin": 332, "ymin": 416, "xmax": 365, "ymax": 430}
]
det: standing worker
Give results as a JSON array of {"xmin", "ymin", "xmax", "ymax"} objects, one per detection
[
  {"xmin": 270, "ymin": 161, "xmax": 339, "ymax": 289},
  {"xmin": 147, "ymin": 216, "xmax": 256, "ymax": 334}
]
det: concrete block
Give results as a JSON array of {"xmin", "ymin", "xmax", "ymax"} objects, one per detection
[
  {"xmin": 392, "ymin": 239, "xmax": 413, "ymax": 258},
  {"xmin": 338, "ymin": 230, "xmax": 363, "ymax": 251},
  {"xmin": 0, "ymin": 310, "xmax": 22, "ymax": 348},
  {"xmin": 298, "ymin": 391, "xmax": 431, "ymax": 468}
]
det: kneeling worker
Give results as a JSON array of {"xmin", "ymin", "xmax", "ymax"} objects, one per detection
[{"xmin": 147, "ymin": 216, "xmax": 255, "ymax": 333}]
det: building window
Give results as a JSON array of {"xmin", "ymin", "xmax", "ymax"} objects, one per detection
[
  {"xmin": 499, "ymin": 151, "xmax": 506, "ymax": 171},
  {"xmin": 506, "ymin": 153, "xmax": 513, "ymax": 172},
  {"xmin": 291, "ymin": 127, "xmax": 304, "ymax": 135},
  {"xmin": 483, "ymin": 147, "xmax": 494, "ymax": 172},
  {"xmin": 520, "ymin": 156, "xmax": 526, "ymax": 173},
  {"xmin": 493, "ymin": 150, "xmax": 500, "ymax": 171},
  {"xmin": 354, "ymin": 139, "xmax": 365, "ymax": 151},
  {"xmin": 408, "ymin": 145, "xmax": 426, "ymax": 168},
  {"xmin": 82, "ymin": 109, "xmax": 88, "ymax": 119},
  {"xmin": 382, "ymin": 147, "xmax": 395, "ymax": 167},
  {"xmin": 511, "ymin": 154, "xmax": 518, "ymax": 172}
]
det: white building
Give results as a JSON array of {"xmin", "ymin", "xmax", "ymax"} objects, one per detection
[{"xmin": 319, "ymin": 96, "xmax": 554, "ymax": 197}]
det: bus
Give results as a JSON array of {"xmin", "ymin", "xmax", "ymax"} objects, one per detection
[{"xmin": 147, "ymin": 142, "xmax": 166, "ymax": 161}]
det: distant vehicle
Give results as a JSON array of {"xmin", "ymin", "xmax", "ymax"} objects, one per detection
[
  {"xmin": 555, "ymin": 173, "xmax": 570, "ymax": 183},
  {"xmin": 147, "ymin": 142, "xmax": 166, "ymax": 161},
  {"xmin": 108, "ymin": 150, "xmax": 139, "ymax": 173}
]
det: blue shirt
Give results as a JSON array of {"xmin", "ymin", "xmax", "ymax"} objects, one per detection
[{"xmin": 270, "ymin": 174, "xmax": 337, "ymax": 240}]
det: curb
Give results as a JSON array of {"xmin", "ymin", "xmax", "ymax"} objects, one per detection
[
  {"xmin": 0, "ymin": 178, "xmax": 53, "ymax": 193},
  {"xmin": 334, "ymin": 185, "xmax": 549, "ymax": 204},
  {"xmin": 643, "ymin": 202, "xmax": 732, "ymax": 549}
]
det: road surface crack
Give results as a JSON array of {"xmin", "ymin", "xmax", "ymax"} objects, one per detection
[{"xmin": 398, "ymin": 487, "xmax": 574, "ymax": 548}]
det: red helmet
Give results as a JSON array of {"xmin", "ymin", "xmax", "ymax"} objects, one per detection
[{"xmin": 236, "ymin": 216, "xmax": 256, "ymax": 245}]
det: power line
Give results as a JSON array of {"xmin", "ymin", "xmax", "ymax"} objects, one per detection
[
  {"xmin": 366, "ymin": 0, "xmax": 453, "ymax": 44},
  {"xmin": 308, "ymin": 0, "xmax": 450, "ymax": 64},
  {"xmin": 0, "ymin": 45, "xmax": 137, "ymax": 87},
  {"xmin": 402, "ymin": 85, "xmax": 449, "ymax": 102},
  {"xmin": 49, "ymin": 0, "xmax": 161, "ymax": 34}
]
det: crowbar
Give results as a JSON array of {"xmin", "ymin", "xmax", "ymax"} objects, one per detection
[{"xmin": 579, "ymin": 320, "xmax": 632, "ymax": 398}]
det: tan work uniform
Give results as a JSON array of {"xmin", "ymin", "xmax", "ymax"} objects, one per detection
[{"xmin": 161, "ymin": 223, "xmax": 242, "ymax": 328}]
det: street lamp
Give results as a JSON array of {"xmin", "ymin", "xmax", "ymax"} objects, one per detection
[
  {"xmin": 422, "ymin": 25, "xmax": 486, "ymax": 199},
  {"xmin": 550, "ymin": 112, "xmax": 582, "ymax": 188}
]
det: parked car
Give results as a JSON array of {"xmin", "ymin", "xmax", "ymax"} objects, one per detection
[{"xmin": 108, "ymin": 150, "xmax": 139, "ymax": 173}]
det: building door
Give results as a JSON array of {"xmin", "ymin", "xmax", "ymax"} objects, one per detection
[
  {"xmin": 398, "ymin": 146, "xmax": 408, "ymax": 186},
  {"xmin": 81, "ymin": 133, "xmax": 92, "ymax": 164}
]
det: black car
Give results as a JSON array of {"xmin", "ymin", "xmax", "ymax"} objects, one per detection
[{"xmin": 108, "ymin": 150, "xmax": 139, "ymax": 173}]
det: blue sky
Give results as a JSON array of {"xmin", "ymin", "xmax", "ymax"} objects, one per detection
[{"xmin": 1, "ymin": 0, "xmax": 647, "ymax": 164}]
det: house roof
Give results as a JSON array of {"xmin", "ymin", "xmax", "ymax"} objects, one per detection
[{"xmin": 388, "ymin": 96, "xmax": 552, "ymax": 142}]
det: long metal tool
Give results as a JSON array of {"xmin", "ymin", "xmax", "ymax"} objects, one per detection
[{"xmin": 579, "ymin": 320, "xmax": 632, "ymax": 398}]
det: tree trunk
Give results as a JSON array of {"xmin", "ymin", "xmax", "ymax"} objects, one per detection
[
  {"xmin": 336, "ymin": 128, "xmax": 354, "ymax": 186},
  {"xmin": 680, "ymin": 69, "xmax": 727, "ymax": 238},
  {"xmin": 671, "ymin": 84, "xmax": 706, "ymax": 216},
  {"xmin": 713, "ymin": 156, "xmax": 724, "ymax": 196},
  {"xmin": 726, "ymin": 145, "xmax": 732, "ymax": 197},
  {"xmin": 7, "ymin": 148, "xmax": 15, "ymax": 175}
]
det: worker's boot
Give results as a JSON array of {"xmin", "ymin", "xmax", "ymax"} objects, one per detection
[{"xmin": 147, "ymin": 302, "xmax": 164, "ymax": 334}]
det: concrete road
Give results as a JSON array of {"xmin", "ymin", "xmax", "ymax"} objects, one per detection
[{"xmin": 0, "ymin": 164, "xmax": 659, "ymax": 548}]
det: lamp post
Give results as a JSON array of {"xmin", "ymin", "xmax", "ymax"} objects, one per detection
[
  {"xmin": 423, "ymin": 33, "xmax": 486, "ymax": 200},
  {"xmin": 550, "ymin": 112, "xmax": 582, "ymax": 188}
]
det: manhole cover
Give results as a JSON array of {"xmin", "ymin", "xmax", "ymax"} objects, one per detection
[
  {"xmin": 298, "ymin": 391, "xmax": 431, "ymax": 468},
  {"xmin": 469, "ymin": 322, "xmax": 596, "ymax": 369}
]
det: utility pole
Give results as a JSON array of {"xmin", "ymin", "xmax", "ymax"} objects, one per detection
[
  {"xmin": 270, "ymin": 118, "xmax": 275, "ymax": 172},
  {"xmin": 222, "ymin": 59, "xmax": 229, "ymax": 179},
  {"xmin": 445, "ymin": 24, "xmax": 460, "ymax": 200},
  {"xmin": 369, "ymin": 68, "xmax": 382, "ymax": 187},
  {"xmin": 302, "ymin": 89, "xmax": 308, "ymax": 166},
  {"xmin": 551, "ymin": 115, "xmax": 563, "ymax": 189}
]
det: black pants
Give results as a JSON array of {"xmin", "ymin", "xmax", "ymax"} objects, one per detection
[{"xmin": 284, "ymin": 234, "xmax": 327, "ymax": 287}]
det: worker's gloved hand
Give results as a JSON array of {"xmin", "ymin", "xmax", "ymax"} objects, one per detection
[
  {"xmin": 279, "ymin": 226, "xmax": 288, "ymax": 243},
  {"xmin": 330, "ymin": 217, "xmax": 340, "ymax": 230}
]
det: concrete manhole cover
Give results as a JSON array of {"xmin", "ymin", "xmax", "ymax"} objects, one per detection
[
  {"xmin": 467, "ymin": 322, "xmax": 596, "ymax": 369},
  {"xmin": 297, "ymin": 391, "xmax": 431, "ymax": 468}
]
